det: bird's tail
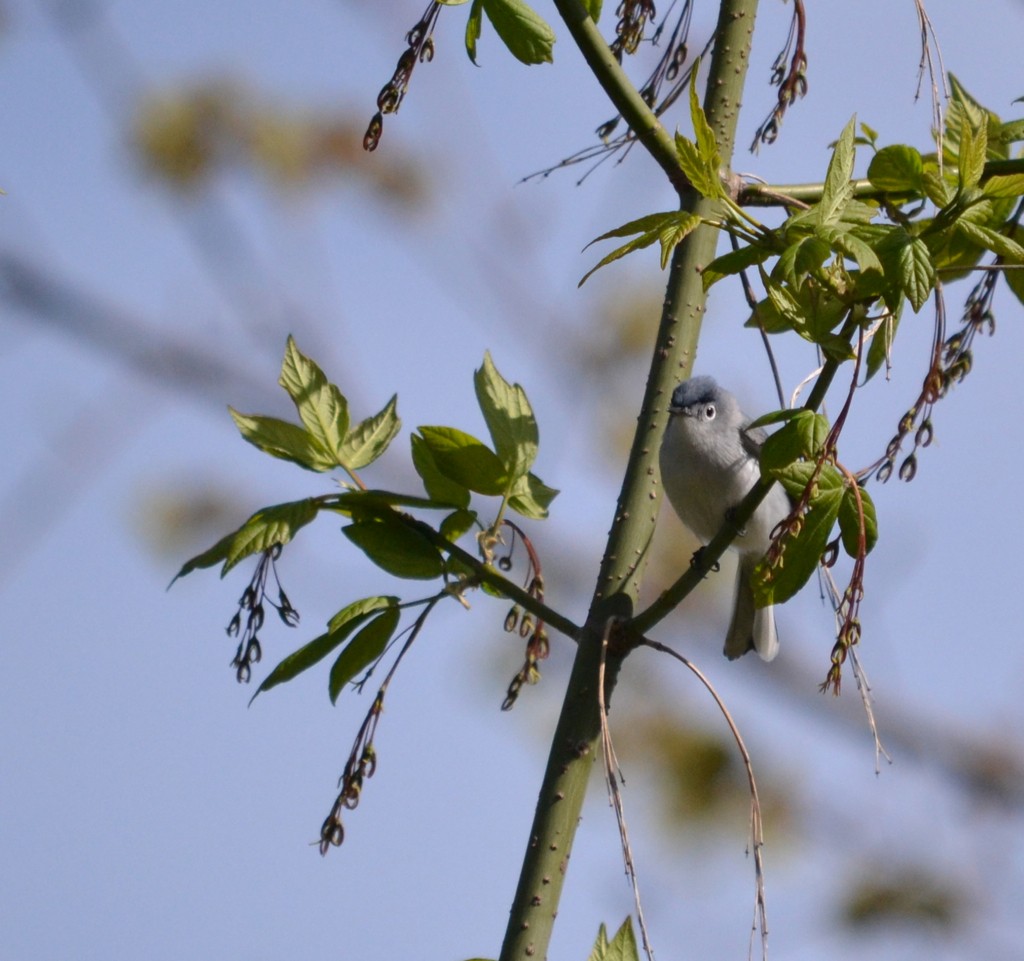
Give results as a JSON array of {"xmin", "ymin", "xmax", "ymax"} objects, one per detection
[{"xmin": 724, "ymin": 556, "xmax": 780, "ymax": 662}]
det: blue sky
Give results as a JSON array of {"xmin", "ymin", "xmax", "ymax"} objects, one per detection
[{"xmin": 3, "ymin": 2, "xmax": 1024, "ymax": 959}]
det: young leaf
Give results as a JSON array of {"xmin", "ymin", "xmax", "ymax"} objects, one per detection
[
  {"xmin": 328, "ymin": 606, "xmax": 401, "ymax": 703},
  {"xmin": 688, "ymin": 62, "xmax": 722, "ymax": 196},
  {"xmin": 466, "ymin": 0, "xmax": 484, "ymax": 63},
  {"xmin": 897, "ymin": 235, "xmax": 935, "ymax": 311},
  {"xmin": 278, "ymin": 335, "xmax": 350, "ymax": 462},
  {"xmin": 229, "ymin": 409, "xmax": 336, "ymax": 471},
  {"xmin": 957, "ymin": 107, "xmax": 988, "ymax": 191},
  {"xmin": 439, "ymin": 508, "xmax": 478, "ymax": 542},
  {"xmin": 340, "ymin": 394, "xmax": 401, "ymax": 470},
  {"xmin": 411, "ymin": 433, "xmax": 472, "ymax": 508},
  {"xmin": 482, "ymin": 0, "xmax": 555, "ymax": 65},
  {"xmin": 656, "ymin": 212, "xmax": 702, "ymax": 268},
  {"xmin": 172, "ymin": 498, "xmax": 321, "ymax": 583},
  {"xmin": 701, "ymin": 243, "xmax": 773, "ymax": 291},
  {"xmin": 344, "ymin": 515, "xmax": 445, "ymax": 580},
  {"xmin": 474, "ymin": 352, "xmax": 538, "ymax": 483},
  {"xmin": 587, "ymin": 917, "xmax": 639, "ymax": 961},
  {"xmin": 867, "ymin": 145, "xmax": 924, "ymax": 194},
  {"xmin": 955, "ymin": 220, "xmax": 1024, "ymax": 263},
  {"xmin": 417, "ymin": 426, "xmax": 508, "ymax": 495},
  {"xmin": 579, "ymin": 211, "xmax": 686, "ymax": 286},
  {"xmin": 252, "ymin": 595, "xmax": 398, "ymax": 699},
  {"xmin": 222, "ymin": 498, "xmax": 321, "ymax": 574},
  {"xmin": 982, "ymin": 173, "xmax": 1024, "ymax": 199},
  {"xmin": 755, "ymin": 463, "xmax": 844, "ymax": 607},
  {"xmin": 507, "ymin": 471, "xmax": 559, "ymax": 519},
  {"xmin": 819, "ymin": 116, "xmax": 857, "ymax": 224},
  {"xmin": 838, "ymin": 482, "xmax": 878, "ymax": 557}
]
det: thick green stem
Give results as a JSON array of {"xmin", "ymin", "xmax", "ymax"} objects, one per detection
[{"xmin": 497, "ymin": 2, "xmax": 760, "ymax": 959}]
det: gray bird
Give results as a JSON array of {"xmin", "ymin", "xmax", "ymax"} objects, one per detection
[{"xmin": 660, "ymin": 376, "xmax": 792, "ymax": 661}]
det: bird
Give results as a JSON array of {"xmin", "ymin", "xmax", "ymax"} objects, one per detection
[{"xmin": 659, "ymin": 376, "xmax": 792, "ymax": 660}]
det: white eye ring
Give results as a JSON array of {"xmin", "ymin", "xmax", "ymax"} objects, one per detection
[{"xmin": 703, "ymin": 403, "xmax": 716, "ymax": 420}]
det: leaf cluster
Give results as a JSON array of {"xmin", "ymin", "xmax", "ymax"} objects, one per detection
[{"xmin": 174, "ymin": 338, "xmax": 559, "ymax": 705}]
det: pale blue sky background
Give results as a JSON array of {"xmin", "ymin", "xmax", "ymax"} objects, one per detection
[{"xmin": 3, "ymin": 2, "xmax": 1024, "ymax": 960}]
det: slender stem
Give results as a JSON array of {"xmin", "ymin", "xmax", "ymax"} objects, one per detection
[
  {"xmin": 497, "ymin": 3, "xmax": 762, "ymax": 959},
  {"xmin": 737, "ymin": 157, "xmax": 1024, "ymax": 207}
]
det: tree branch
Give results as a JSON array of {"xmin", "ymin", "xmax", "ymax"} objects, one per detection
[{"xmin": 498, "ymin": 2, "xmax": 762, "ymax": 958}]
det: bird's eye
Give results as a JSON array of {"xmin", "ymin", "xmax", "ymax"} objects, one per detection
[{"xmin": 703, "ymin": 403, "xmax": 716, "ymax": 420}]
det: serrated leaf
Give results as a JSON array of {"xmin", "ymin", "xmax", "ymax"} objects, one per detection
[
  {"xmin": 341, "ymin": 394, "xmax": 401, "ymax": 470},
  {"xmin": 278, "ymin": 336, "xmax": 349, "ymax": 461},
  {"xmin": 228, "ymin": 408, "xmax": 335, "ymax": 472},
  {"xmin": 333, "ymin": 489, "xmax": 468, "ymax": 513},
  {"xmin": 867, "ymin": 145, "xmax": 924, "ymax": 194},
  {"xmin": 818, "ymin": 224, "xmax": 883, "ymax": 275},
  {"xmin": 759, "ymin": 412, "xmax": 829, "ymax": 473},
  {"xmin": 589, "ymin": 917, "xmax": 639, "ymax": 961},
  {"xmin": 344, "ymin": 516, "xmax": 445, "ymax": 580},
  {"xmin": 674, "ymin": 132, "xmax": 720, "ymax": 199},
  {"xmin": 474, "ymin": 352, "xmax": 538, "ymax": 483},
  {"xmin": 417, "ymin": 426, "xmax": 507, "ymax": 495},
  {"xmin": 582, "ymin": 0, "xmax": 602, "ymax": 20},
  {"xmin": 466, "ymin": 0, "xmax": 484, "ymax": 62},
  {"xmin": 838, "ymin": 482, "xmax": 878, "ymax": 557},
  {"xmin": 411, "ymin": 433, "xmax": 472, "ymax": 508},
  {"xmin": 579, "ymin": 212, "xmax": 681, "ymax": 286},
  {"xmin": 329, "ymin": 606, "xmax": 401, "ymax": 703},
  {"xmin": 993, "ymin": 118, "xmax": 1024, "ymax": 147},
  {"xmin": 820, "ymin": 116, "xmax": 858, "ymax": 224},
  {"xmin": 982, "ymin": 173, "xmax": 1024, "ymax": 199},
  {"xmin": 701, "ymin": 243, "xmax": 773, "ymax": 290},
  {"xmin": 688, "ymin": 63, "xmax": 722, "ymax": 196},
  {"xmin": 957, "ymin": 107, "xmax": 988, "ymax": 191},
  {"xmin": 483, "ymin": 0, "xmax": 555, "ymax": 65},
  {"xmin": 657, "ymin": 212, "xmax": 702, "ymax": 268},
  {"xmin": 774, "ymin": 235, "xmax": 831, "ymax": 289},
  {"xmin": 955, "ymin": 220, "xmax": 1024, "ymax": 263},
  {"xmin": 897, "ymin": 236, "xmax": 935, "ymax": 311},
  {"xmin": 507, "ymin": 471, "xmax": 559, "ymax": 519},
  {"xmin": 745, "ymin": 295, "xmax": 792, "ymax": 334},
  {"xmin": 755, "ymin": 463, "xmax": 843, "ymax": 606},
  {"xmin": 764, "ymin": 280, "xmax": 806, "ymax": 330},
  {"xmin": 222, "ymin": 499, "xmax": 320, "ymax": 574},
  {"xmin": 252, "ymin": 595, "xmax": 397, "ymax": 699}
]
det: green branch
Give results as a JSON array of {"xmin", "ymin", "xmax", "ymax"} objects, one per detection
[
  {"xmin": 737, "ymin": 157, "xmax": 1024, "ymax": 207},
  {"xmin": 497, "ymin": 2, "xmax": 763, "ymax": 959},
  {"xmin": 551, "ymin": 0, "xmax": 685, "ymax": 192}
]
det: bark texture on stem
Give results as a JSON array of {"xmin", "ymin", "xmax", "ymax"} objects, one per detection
[{"xmin": 498, "ymin": 2, "xmax": 761, "ymax": 959}]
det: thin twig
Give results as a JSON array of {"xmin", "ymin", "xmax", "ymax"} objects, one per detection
[
  {"xmin": 641, "ymin": 639, "xmax": 768, "ymax": 959},
  {"xmin": 599, "ymin": 619, "xmax": 656, "ymax": 960}
]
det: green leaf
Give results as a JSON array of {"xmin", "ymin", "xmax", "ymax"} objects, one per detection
[
  {"xmin": 253, "ymin": 595, "xmax": 398, "ymax": 699},
  {"xmin": 410, "ymin": 433, "xmax": 472, "ymax": 508},
  {"xmin": 867, "ymin": 144, "xmax": 924, "ymax": 194},
  {"xmin": 759, "ymin": 412, "xmax": 830, "ymax": 473},
  {"xmin": 774, "ymin": 235, "xmax": 831, "ymax": 288},
  {"xmin": 579, "ymin": 212, "xmax": 691, "ymax": 286},
  {"xmin": 340, "ymin": 394, "xmax": 401, "ymax": 470},
  {"xmin": 482, "ymin": 0, "xmax": 555, "ymax": 65},
  {"xmin": 581, "ymin": 0, "xmax": 602, "ymax": 20},
  {"xmin": 474, "ymin": 352, "xmax": 538, "ymax": 483},
  {"xmin": 172, "ymin": 498, "xmax": 321, "ymax": 582},
  {"xmin": 838, "ymin": 482, "xmax": 878, "ymax": 557},
  {"xmin": 701, "ymin": 243, "xmax": 773, "ymax": 290},
  {"xmin": 689, "ymin": 62, "xmax": 722, "ymax": 196},
  {"xmin": 819, "ymin": 116, "xmax": 858, "ymax": 224},
  {"xmin": 507, "ymin": 471, "xmax": 559, "ymax": 519},
  {"xmin": 466, "ymin": 0, "xmax": 484, "ymax": 63},
  {"xmin": 674, "ymin": 132, "xmax": 721, "ymax": 199},
  {"xmin": 329, "ymin": 606, "xmax": 401, "ymax": 703},
  {"xmin": 222, "ymin": 499, "xmax": 320, "ymax": 574},
  {"xmin": 982, "ymin": 173, "xmax": 1024, "ymax": 199},
  {"xmin": 278, "ymin": 335, "xmax": 349, "ymax": 462},
  {"xmin": 344, "ymin": 515, "xmax": 445, "ymax": 580},
  {"xmin": 817, "ymin": 224, "xmax": 883, "ymax": 275},
  {"xmin": 1005, "ymin": 227, "xmax": 1024, "ymax": 306},
  {"xmin": 955, "ymin": 220, "xmax": 1024, "ymax": 263},
  {"xmin": 755, "ymin": 462, "xmax": 843, "ymax": 607},
  {"xmin": 896, "ymin": 235, "xmax": 935, "ymax": 311},
  {"xmin": 333, "ymin": 489, "xmax": 470, "ymax": 513},
  {"xmin": 416, "ymin": 426, "xmax": 507, "ymax": 495},
  {"xmin": 957, "ymin": 105, "xmax": 988, "ymax": 191},
  {"xmin": 228, "ymin": 409, "xmax": 335, "ymax": 471},
  {"xmin": 439, "ymin": 508, "xmax": 478, "ymax": 542},
  {"xmin": 587, "ymin": 917, "xmax": 639, "ymax": 961}
]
